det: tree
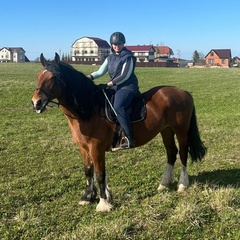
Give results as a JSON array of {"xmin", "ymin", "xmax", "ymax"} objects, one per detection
[
  {"xmin": 198, "ymin": 52, "xmax": 205, "ymax": 60},
  {"xmin": 192, "ymin": 50, "xmax": 200, "ymax": 64},
  {"xmin": 61, "ymin": 53, "xmax": 71, "ymax": 61}
]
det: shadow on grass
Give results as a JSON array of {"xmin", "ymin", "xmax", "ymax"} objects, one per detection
[{"xmin": 190, "ymin": 168, "xmax": 240, "ymax": 188}]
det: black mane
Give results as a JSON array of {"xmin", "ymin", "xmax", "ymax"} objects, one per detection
[{"xmin": 45, "ymin": 60, "xmax": 104, "ymax": 121}]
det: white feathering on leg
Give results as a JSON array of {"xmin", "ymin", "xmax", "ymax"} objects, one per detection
[
  {"xmin": 178, "ymin": 165, "xmax": 189, "ymax": 192},
  {"xmin": 96, "ymin": 197, "xmax": 112, "ymax": 212},
  {"xmin": 96, "ymin": 177, "xmax": 112, "ymax": 212},
  {"xmin": 158, "ymin": 163, "xmax": 174, "ymax": 190}
]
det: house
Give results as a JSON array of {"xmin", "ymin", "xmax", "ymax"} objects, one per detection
[
  {"xmin": 126, "ymin": 45, "xmax": 155, "ymax": 62},
  {"xmin": 70, "ymin": 36, "xmax": 174, "ymax": 65},
  {"xmin": 233, "ymin": 56, "xmax": 240, "ymax": 63},
  {"xmin": 71, "ymin": 37, "xmax": 110, "ymax": 62},
  {"xmin": 205, "ymin": 49, "xmax": 231, "ymax": 67},
  {"xmin": 0, "ymin": 47, "xmax": 26, "ymax": 62},
  {"xmin": 154, "ymin": 46, "xmax": 174, "ymax": 60}
]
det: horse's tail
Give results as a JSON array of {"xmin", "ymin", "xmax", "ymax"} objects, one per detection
[{"xmin": 187, "ymin": 106, "xmax": 207, "ymax": 162}]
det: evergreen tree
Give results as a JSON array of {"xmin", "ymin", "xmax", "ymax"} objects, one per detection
[{"xmin": 192, "ymin": 50, "xmax": 200, "ymax": 63}]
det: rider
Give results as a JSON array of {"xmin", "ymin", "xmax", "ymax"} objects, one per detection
[{"xmin": 87, "ymin": 32, "xmax": 140, "ymax": 149}]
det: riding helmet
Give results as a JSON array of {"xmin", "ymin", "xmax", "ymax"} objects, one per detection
[{"xmin": 110, "ymin": 32, "xmax": 126, "ymax": 45}]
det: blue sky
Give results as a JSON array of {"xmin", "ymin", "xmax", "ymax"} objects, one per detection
[{"xmin": 1, "ymin": 0, "xmax": 239, "ymax": 60}]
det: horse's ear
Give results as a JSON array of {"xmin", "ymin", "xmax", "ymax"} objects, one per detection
[
  {"xmin": 54, "ymin": 52, "xmax": 60, "ymax": 64},
  {"xmin": 40, "ymin": 53, "xmax": 46, "ymax": 67}
]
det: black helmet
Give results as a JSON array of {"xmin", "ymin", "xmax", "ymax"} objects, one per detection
[{"xmin": 110, "ymin": 32, "xmax": 126, "ymax": 45}]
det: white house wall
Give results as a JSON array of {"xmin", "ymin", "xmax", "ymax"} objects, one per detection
[
  {"xmin": 72, "ymin": 38, "xmax": 100, "ymax": 61},
  {"xmin": 71, "ymin": 37, "xmax": 110, "ymax": 62},
  {"xmin": 0, "ymin": 48, "xmax": 11, "ymax": 62}
]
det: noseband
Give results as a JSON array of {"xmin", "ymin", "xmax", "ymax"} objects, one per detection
[
  {"xmin": 35, "ymin": 84, "xmax": 56, "ymax": 110},
  {"xmin": 35, "ymin": 85, "xmax": 54, "ymax": 100}
]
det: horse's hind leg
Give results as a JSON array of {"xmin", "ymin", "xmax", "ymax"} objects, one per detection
[
  {"xmin": 176, "ymin": 131, "xmax": 189, "ymax": 192},
  {"xmin": 158, "ymin": 128, "xmax": 178, "ymax": 190},
  {"xmin": 79, "ymin": 148, "xmax": 98, "ymax": 205}
]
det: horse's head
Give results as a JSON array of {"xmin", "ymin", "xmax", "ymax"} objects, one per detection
[{"xmin": 32, "ymin": 53, "xmax": 62, "ymax": 113}]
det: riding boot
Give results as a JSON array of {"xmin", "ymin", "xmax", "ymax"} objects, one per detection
[{"xmin": 120, "ymin": 134, "xmax": 135, "ymax": 149}]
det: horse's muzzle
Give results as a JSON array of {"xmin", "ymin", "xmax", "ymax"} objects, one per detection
[{"xmin": 31, "ymin": 99, "xmax": 46, "ymax": 113}]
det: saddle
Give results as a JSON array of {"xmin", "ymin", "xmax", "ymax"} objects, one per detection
[
  {"xmin": 103, "ymin": 89, "xmax": 146, "ymax": 124},
  {"xmin": 102, "ymin": 89, "xmax": 147, "ymax": 151}
]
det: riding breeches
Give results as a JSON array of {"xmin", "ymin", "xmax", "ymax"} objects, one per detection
[{"xmin": 113, "ymin": 89, "xmax": 135, "ymax": 137}]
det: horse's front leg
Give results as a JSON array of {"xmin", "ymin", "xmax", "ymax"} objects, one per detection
[
  {"xmin": 92, "ymin": 150, "xmax": 112, "ymax": 212},
  {"xmin": 79, "ymin": 147, "xmax": 98, "ymax": 205}
]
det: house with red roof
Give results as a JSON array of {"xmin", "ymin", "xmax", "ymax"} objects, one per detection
[
  {"xmin": 0, "ymin": 47, "xmax": 26, "ymax": 62},
  {"xmin": 126, "ymin": 45, "xmax": 155, "ymax": 62},
  {"xmin": 205, "ymin": 49, "xmax": 231, "ymax": 67},
  {"xmin": 154, "ymin": 46, "xmax": 174, "ymax": 60},
  {"xmin": 71, "ymin": 37, "xmax": 110, "ymax": 62},
  {"xmin": 71, "ymin": 36, "xmax": 175, "ymax": 65}
]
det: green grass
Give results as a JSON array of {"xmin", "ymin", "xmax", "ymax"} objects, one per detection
[{"xmin": 0, "ymin": 63, "xmax": 240, "ymax": 239}]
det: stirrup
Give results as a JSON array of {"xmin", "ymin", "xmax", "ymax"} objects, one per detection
[
  {"xmin": 120, "ymin": 136, "xmax": 131, "ymax": 149},
  {"xmin": 111, "ymin": 136, "xmax": 135, "ymax": 152}
]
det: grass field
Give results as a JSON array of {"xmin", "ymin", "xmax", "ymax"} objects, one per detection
[{"xmin": 0, "ymin": 63, "xmax": 240, "ymax": 239}]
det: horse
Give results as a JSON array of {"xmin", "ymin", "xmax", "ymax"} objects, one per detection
[{"xmin": 31, "ymin": 53, "xmax": 206, "ymax": 212}]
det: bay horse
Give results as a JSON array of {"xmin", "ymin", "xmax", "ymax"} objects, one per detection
[{"xmin": 31, "ymin": 53, "xmax": 206, "ymax": 212}]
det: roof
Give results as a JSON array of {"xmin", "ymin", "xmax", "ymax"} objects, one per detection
[
  {"xmin": 205, "ymin": 49, "xmax": 231, "ymax": 59},
  {"xmin": 25, "ymin": 56, "xmax": 30, "ymax": 62},
  {"xmin": 71, "ymin": 37, "xmax": 110, "ymax": 48},
  {"xmin": 0, "ymin": 47, "xmax": 25, "ymax": 52},
  {"xmin": 126, "ymin": 45, "xmax": 155, "ymax": 52},
  {"xmin": 155, "ymin": 46, "xmax": 174, "ymax": 55},
  {"xmin": 87, "ymin": 37, "xmax": 110, "ymax": 48}
]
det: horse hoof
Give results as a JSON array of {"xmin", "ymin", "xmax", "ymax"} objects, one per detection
[
  {"xmin": 178, "ymin": 184, "xmax": 187, "ymax": 192},
  {"xmin": 157, "ymin": 184, "xmax": 167, "ymax": 191},
  {"xmin": 79, "ymin": 200, "xmax": 91, "ymax": 206},
  {"xmin": 96, "ymin": 198, "xmax": 112, "ymax": 212}
]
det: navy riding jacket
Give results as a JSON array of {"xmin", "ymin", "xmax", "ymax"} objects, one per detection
[{"xmin": 91, "ymin": 47, "xmax": 139, "ymax": 95}]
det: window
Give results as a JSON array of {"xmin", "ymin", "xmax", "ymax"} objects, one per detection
[
  {"xmin": 208, "ymin": 59, "xmax": 214, "ymax": 65},
  {"xmin": 221, "ymin": 59, "xmax": 225, "ymax": 64},
  {"xmin": 210, "ymin": 51, "xmax": 214, "ymax": 56}
]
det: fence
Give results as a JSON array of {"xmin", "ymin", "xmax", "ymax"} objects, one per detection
[{"xmin": 67, "ymin": 60, "xmax": 179, "ymax": 68}]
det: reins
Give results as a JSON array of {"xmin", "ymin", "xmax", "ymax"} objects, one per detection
[{"xmin": 102, "ymin": 89, "xmax": 118, "ymax": 117}]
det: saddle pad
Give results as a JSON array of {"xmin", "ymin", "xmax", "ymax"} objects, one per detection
[{"xmin": 105, "ymin": 91, "xmax": 146, "ymax": 124}]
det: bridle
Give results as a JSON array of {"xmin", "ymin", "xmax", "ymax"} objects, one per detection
[{"xmin": 34, "ymin": 75, "xmax": 60, "ymax": 111}]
